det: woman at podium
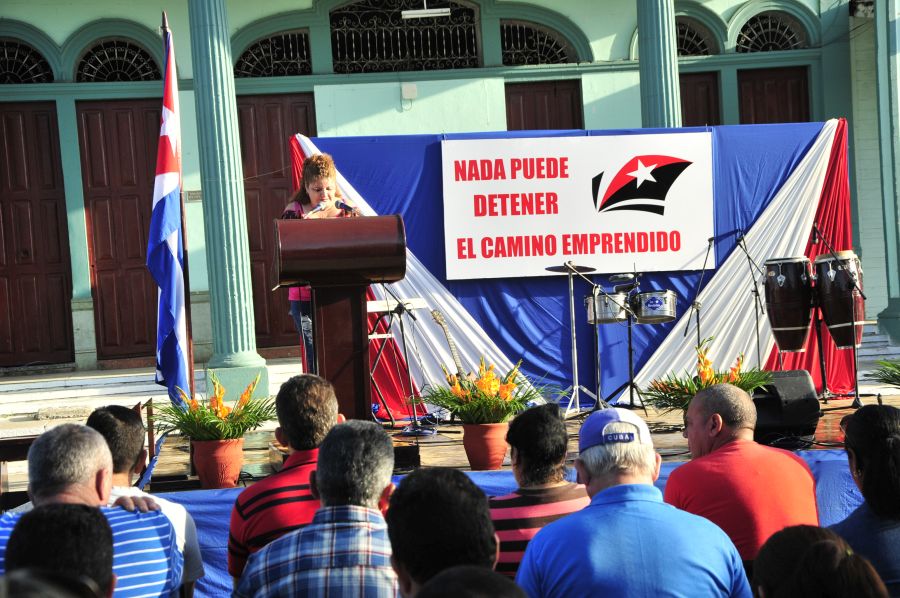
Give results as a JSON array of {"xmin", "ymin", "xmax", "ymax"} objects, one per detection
[{"xmin": 281, "ymin": 153, "xmax": 360, "ymax": 374}]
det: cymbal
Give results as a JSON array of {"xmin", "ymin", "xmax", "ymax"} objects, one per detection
[{"xmin": 545, "ymin": 263, "xmax": 597, "ymax": 274}]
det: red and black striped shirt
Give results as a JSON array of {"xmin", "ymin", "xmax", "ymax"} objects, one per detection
[
  {"xmin": 228, "ymin": 449, "xmax": 320, "ymax": 578},
  {"xmin": 489, "ymin": 482, "xmax": 590, "ymax": 578}
]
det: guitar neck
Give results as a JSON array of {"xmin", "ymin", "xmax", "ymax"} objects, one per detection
[{"xmin": 431, "ymin": 310, "xmax": 465, "ymax": 377}]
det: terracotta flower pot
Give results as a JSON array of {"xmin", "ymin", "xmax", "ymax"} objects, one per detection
[
  {"xmin": 462, "ymin": 423, "xmax": 509, "ymax": 470},
  {"xmin": 191, "ymin": 438, "xmax": 244, "ymax": 489}
]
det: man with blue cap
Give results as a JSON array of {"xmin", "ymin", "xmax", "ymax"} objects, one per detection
[{"xmin": 515, "ymin": 408, "xmax": 751, "ymax": 598}]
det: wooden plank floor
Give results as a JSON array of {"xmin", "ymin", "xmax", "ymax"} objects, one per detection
[{"xmin": 146, "ymin": 393, "xmax": 899, "ymax": 490}]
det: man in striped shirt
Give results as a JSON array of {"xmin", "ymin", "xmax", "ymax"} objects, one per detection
[
  {"xmin": 0, "ymin": 424, "xmax": 183, "ymax": 597},
  {"xmin": 489, "ymin": 404, "xmax": 590, "ymax": 578},
  {"xmin": 228, "ymin": 374, "xmax": 339, "ymax": 581}
]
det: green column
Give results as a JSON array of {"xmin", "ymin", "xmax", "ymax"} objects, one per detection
[
  {"xmin": 636, "ymin": 0, "xmax": 682, "ymax": 128},
  {"xmin": 875, "ymin": 0, "xmax": 900, "ymax": 342},
  {"xmin": 188, "ymin": 0, "xmax": 268, "ymax": 396}
]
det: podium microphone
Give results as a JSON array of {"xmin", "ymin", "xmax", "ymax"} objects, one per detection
[
  {"xmin": 335, "ymin": 200, "xmax": 357, "ymax": 213},
  {"xmin": 812, "ymin": 227, "xmax": 819, "ymax": 244}
]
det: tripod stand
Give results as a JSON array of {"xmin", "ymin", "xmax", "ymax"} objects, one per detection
[{"xmin": 546, "ymin": 262, "xmax": 598, "ymax": 417}]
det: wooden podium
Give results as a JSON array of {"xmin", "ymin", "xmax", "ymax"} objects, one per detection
[{"xmin": 274, "ymin": 215, "xmax": 407, "ymax": 420}]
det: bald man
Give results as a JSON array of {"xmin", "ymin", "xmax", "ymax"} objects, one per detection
[{"xmin": 664, "ymin": 383, "xmax": 818, "ymax": 570}]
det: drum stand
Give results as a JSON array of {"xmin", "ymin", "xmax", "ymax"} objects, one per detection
[
  {"xmin": 604, "ymin": 302, "xmax": 648, "ymax": 415},
  {"xmin": 546, "ymin": 262, "xmax": 598, "ymax": 417},
  {"xmin": 813, "ymin": 224, "xmax": 867, "ymax": 409}
]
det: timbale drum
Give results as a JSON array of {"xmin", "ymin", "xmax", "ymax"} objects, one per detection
[
  {"xmin": 585, "ymin": 292, "xmax": 627, "ymax": 324},
  {"xmin": 632, "ymin": 290, "xmax": 677, "ymax": 324}
]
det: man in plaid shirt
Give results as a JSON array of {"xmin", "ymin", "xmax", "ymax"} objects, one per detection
[{"xmin": 235, "ymin": 421, "xmax": 397, "ymax": 597}]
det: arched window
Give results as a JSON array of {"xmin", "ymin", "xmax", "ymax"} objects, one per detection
[
  {"xmin": 676, "ymin": 17, "xmax": 718, "ymax": 56},
  {"xmin": 736, "ymin": 11, "xmax": 808, "ymax": 53},
  {"xmin": 0, "ymin": 39, "xmax": 54, "ymax": 83},
  {"xmin": 75, "ymin": 39, "xmax": 160, "ymax": 82},
  {"xmin": 235, "ymin": 31, "xmax": 312, "ymax": 77},
  {"xmin": 500, "ymin": 20, "xmax": 575, "ymax": 65},
  {"xmin": 330, "ymin": 0, "xmax": 479, "ymax": 74}
]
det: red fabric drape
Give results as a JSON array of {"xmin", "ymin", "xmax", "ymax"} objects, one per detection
[
  {"xmin": 764, "ymin": 119, "xmax": 855, "ymax": 395},
  {"xmin": 289, "ymin": 137, "xmax": 423, "ymax": 421}
]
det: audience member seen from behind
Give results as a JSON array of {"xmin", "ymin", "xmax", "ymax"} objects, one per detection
[
  {"xmin": 229, "ymin": 374, "xmax": 340, "ymax": 581},
  {"xmin": 281, "ymin": 153, "xmax": 359, "ymax": 375},
  {"xmin": 664, "ymin": 383, "xmax": 818, "ymax": 569},
  {"xmin": 0, "ymin": 568, "xmax": 107, "ymax": 598},
  {"xmin": 7, "ymin": 504, "xmax": 114, "ymax": 597},
  {"xmin": 0, "ymin": 424, "xmax": 183, "ymax": 596},
  {"xmin": 236, "ymin": 421, "xmax": 397, "ymax": 597},
  {"xmin": 489, "ymin": 404, "xmax": 588, "ymax": 578},
  {"xmin": 830, "ymin": 405, "xmax": 900, "ymax": 595},
  {"xmin": 386, "ymin": 467, "xmax": 498, "ymax": 598},
  {"xmin": 85, "ymin": 405, "xmax": 204, "ymax": 592},
  {"xmin": 754, "ymin": 524, "xmax": 888, "ymax": 598},
  {"xmin": 416, "ymin": 565, "xmax": 526, "ymax": 598},
  {"xmin": 516, "ymin": 408, "xmax": 750, "ymax": 598}
]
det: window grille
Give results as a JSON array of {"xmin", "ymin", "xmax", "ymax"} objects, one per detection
[
  {"xmin": 500, "ymin": 20, "xmax": 575, "ymax": 65},
  {"xmin": 76, "ymin": 40, "xmax": 160, "ymax": 82},
  {"xmin": 676, "ymin": 18, "xmax": 717, "ymax": 56},
  {"xmin": 0, "ymin": 40, "xmax": 54, "ymax": 84},
  {"xmin": 736, "ymin": 12, "xmax": 808, "ymax": 53},
  {"xmin": 235, "ymin": 31, "xmax": 312, "ymax": 77},
  {"xmin": 330, "ymin": 0, "xmax": 479, "ymax": 74}
]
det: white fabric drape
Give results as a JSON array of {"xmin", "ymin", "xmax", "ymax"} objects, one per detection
[
  {"xmin": 295, "ymin": 135, "xmax": 515, "ymax": 394},
  {"xmin": 624, "ymin": 119, "xmax": 838, "ymax": 404}
]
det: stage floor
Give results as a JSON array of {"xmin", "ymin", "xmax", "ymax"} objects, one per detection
[{"xmin": 145, "ymin": 391, "xmax": 899, "ymax": 489}]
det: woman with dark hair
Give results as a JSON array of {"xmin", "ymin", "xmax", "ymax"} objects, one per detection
[
  {"xmin": 830, "ymin": 404, "xmax": 900, "ymax": 596},
  {"xmin": 754, "ymin": 524, "xmax": 887, "ymax": 598}
]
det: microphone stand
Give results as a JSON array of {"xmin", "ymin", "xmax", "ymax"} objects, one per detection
[
  {"xmin": 812, "ymin": 224, "xmax": 866, "ymax": 409},
  {"xmin": 380, "ymin": 284, "xmax": 435, "ymax": 437},
  {"xmin": 734, "ymin": 232, "xmax": 766, "ymax": 367},
  {"xmin": 684, "ymin": 236, "xmax": 715, "ymax": 348}
]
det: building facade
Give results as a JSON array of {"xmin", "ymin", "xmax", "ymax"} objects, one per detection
[{"xmin": 1, "ymin": 0, "xmax": 896, "ymax": 374}]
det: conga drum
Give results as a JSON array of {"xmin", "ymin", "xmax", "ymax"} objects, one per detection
[
  {"xmin": 764, "ymin": 257, "xmax": 812, "ymax": 352},
  {"xmin": 814, "ymin": 251, "xmax": 865, "ymax": 348}
]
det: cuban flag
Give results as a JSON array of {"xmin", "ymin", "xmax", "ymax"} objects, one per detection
[{"xmin": 147, "ymin": 15, "xmax": 189, "ymax": 409}]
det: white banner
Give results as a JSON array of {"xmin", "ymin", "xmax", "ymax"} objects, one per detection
[{"xmin": 441, "ymin": 133, "xmax": 715, "ymax": 280}]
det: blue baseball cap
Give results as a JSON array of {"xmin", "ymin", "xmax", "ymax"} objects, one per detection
[{"xmin": 579, "ymin": 408, "xmax": 653, "ymax": 452}]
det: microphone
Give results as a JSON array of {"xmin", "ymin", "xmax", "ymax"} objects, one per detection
[
  {"xmin": 812, "ymin": 227, "xmax": 819, "ymax": 244},
  {"xmin": 334, "ymin": 200, "xmax": 357, "ymax": 213},
  {"xmin": 307, "ymin": 203, "xmax": 327, "ymax": 215}
]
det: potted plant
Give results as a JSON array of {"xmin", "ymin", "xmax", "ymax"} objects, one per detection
[
  {"xmin": 866, "ymin": 359, "xmax": 900, "ymax": 389},
  {"xmin": 421, "ymin": 358, "xmax": 547, "ymax": 470},
  {"xmin": 642, "ymin": 338, "xmax": 772, "ymax": 414},
  {"xmin": 155, "ymin": 373, "xmax": 277, "ymax": 488}
]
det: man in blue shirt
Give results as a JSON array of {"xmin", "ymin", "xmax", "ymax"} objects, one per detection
[
  {"xmin": 236, "ymin": 420, "xmax": 397, "ymax": 597},
  {"xmin": 0, "ymin": 424, "xmax": 183, "ymax": 597},
  {"xmin": 516, "ymin": 408, "xmax": 751, "ymax": 598}
]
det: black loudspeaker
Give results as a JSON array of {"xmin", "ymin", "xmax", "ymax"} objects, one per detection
[{"xmin": 753, "ymin": 370, "xmax": 820, "ymax": 449}]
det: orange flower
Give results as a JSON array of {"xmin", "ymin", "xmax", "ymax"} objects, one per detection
[
  {"xmin": 236, "ymin": 373, "xmax": 261, "ymax": 411},
  {"xmin": 498, "ymin": 382, "xmax": 516, "ymax": 400}
]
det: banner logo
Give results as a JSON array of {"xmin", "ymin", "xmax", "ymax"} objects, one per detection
[{"xmin": 592, "ymin": 154, "xmax": 692, "ymax": 215}]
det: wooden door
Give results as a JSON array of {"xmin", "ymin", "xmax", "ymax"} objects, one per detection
[
  {"xmin": 77, "ymin": 99, "xmax": 160, "ymax": 360},
  {"xmin": 0, "ymin": 102, "xmax": 74, "ymax": 367},
  {"xmin": 237, "ymin": 93, "xmax": 317, "ymax": 348},
  {"xmin": 680, "ymin": 72, "xmax": 721, "ymax": 126},
  {"xmin": 505, "ymin": 80, "xmax": 584, "ymax": 130},
  {"xmin": 738, "ymin": 66, "xmax": 810, "ymax": 124}
]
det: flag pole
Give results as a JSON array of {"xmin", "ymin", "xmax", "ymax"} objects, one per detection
[{"xmin": 161, "ymin": 11, "xmax": 196, "ymax": 400}]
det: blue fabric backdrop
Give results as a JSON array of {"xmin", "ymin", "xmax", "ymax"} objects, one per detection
[{"xmin": 310, "ymin": 124, "xmax": 824, "ymax": 401}]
